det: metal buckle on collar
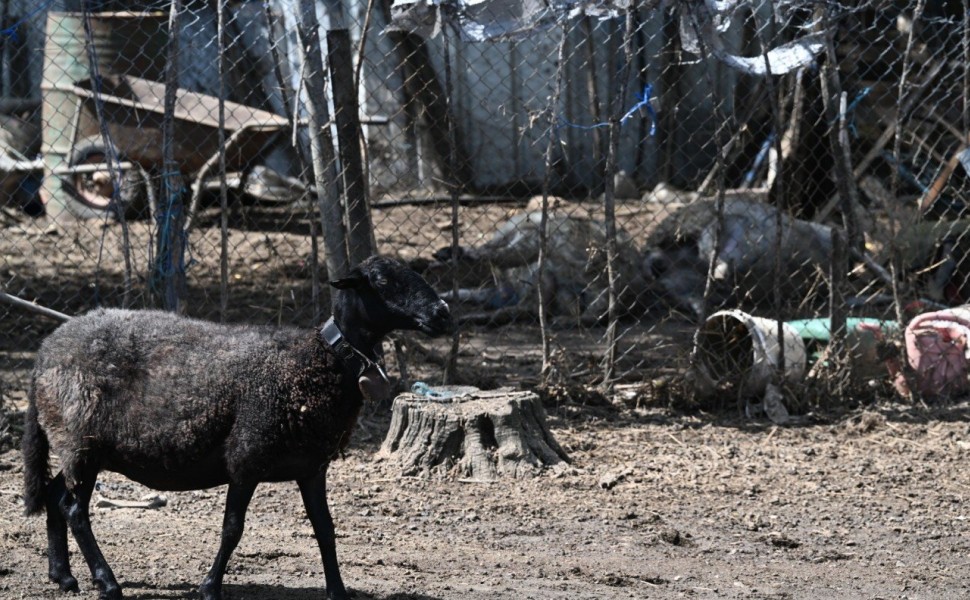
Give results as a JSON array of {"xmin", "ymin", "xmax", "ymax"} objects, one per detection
[
  {"xmin": 334, "ymin": 340, "xmax": 359, "ymax": 365},
  {"xmin": 320, "ymin": 317, "xmax": 372, "ymax": 378}
]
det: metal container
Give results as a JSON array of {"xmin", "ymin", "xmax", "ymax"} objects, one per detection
[
  {"xmin": 40, "ymin": 11, "xmax": 168, "ymax": 214},
  {"xmin": 697, "ymin": 309, "xmax": 808, "ymax": 398}
]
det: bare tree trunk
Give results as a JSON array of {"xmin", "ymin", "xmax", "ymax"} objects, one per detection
[
  {"xmin": 328, "ymin": 28, "xmax": 374, "ymax": 266},
  {"xmin": 264, "ymin": 3, "xmax": 322, "ymax": 316},
  {"xmin": 297, "ymin": 0, "xmax": 349, "ymax": 279}
]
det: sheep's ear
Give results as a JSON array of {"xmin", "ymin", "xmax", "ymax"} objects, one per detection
[{"xmin": 329, "ymin": 271, "xmax": 366, "ymax": 290}]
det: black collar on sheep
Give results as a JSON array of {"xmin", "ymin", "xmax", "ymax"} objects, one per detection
[
  {"xmin": 320, "ymin": 316, "xmax": 391, "ymax": 403},
  {"xmin": 319, "ymin": 317, "xmax": 384, "ymax": 379}
]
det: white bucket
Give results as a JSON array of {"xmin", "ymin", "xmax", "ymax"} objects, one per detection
[{"xmin": 697, "ymin": 309, "xmax": 807, "ymax": 397}]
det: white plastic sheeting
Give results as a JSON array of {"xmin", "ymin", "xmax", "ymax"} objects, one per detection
[{"xmin": 388, "ymin": 0, "xmax": 824, "ymax": 76}]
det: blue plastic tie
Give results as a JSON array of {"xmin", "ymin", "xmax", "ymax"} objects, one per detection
[
  {"xmin": 831, "ymin": 86, "xmax": 871, "ymax": 138},
  {"xmin": 0, "ymin": 0, "xmax": 57, "ymax": 41},
  {"xmin": 558, "ymin": 84, "xmax": 657, "ymax": 136},
  {"xmin": 880, "ymin": 151, "xmax": 930, "ymax": 193},
  {"xmin": 844, "ymin": 87, "xmax": 871, "ymax": 117},
  {"xmin": 744, "ymin": 132, "xmax": 775, "ymax": 187},
  {"xmin": 411, "ymin": 381, "xmax": 462, "ymax": 400}
]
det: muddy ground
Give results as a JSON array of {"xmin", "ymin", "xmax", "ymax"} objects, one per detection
[{"xmin": 2, "ymin": 203, "xmax": 970, "ymax": 599}]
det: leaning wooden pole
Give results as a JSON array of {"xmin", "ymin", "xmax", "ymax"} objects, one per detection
[
  {"xmin": 297, "ymin": 0, "xmax": 349, "ymax": 280},
  {"xmin": 264, "ymin": 3, "xmax": 321, "ymax": 318},
  {"xmin": 80, "ymin": 4, "xmax": 133, "ymax": 308}
]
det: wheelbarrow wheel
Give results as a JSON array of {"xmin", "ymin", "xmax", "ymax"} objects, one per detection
[{"xmin": 63, "ymin": 136, "xmax": 148, "ymax": 220}]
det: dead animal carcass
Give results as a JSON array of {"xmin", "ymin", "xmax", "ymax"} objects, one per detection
[
  {"xmin": 643, "ymin": 197, "xmax": 833, "ymax": 317},
  {"xmin": 431, "ymin": 211, "xmax": 652, "ymax": 325}
]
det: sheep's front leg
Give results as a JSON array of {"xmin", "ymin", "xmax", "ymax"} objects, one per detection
[
  {"xmin": 58, "ymin": 470, "xmax": 121, "ymax": 600},
  {"xmin": 198, "ymin": 482, "xmax": 257, "ymax": 600},
  {"xmin": 298, "ymin": 470, "xmax": 349, "ymax": 600}
]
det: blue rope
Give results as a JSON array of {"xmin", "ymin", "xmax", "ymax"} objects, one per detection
[
  {"xmin": 744, "ymin": 132, "xmax": 775, "ymax": 187},
  {"xmin": 830, "ymin": 86, "xmax": 871, "ymax": 138},
  {"xmin": 0, "ymin": 0, "xmax": 57, "ymax": 42},
  {"xmin": 881, "ymin": 151, "xmax": 930, "ymax": 193},
  {"xmin": 843, "ymin": 86, "xmax": 871, "ymax": 117},
  {"xmin": 152, "ymin": 170, "xmax": 189, "ymax": 285},
  {"xmin": 558, "ymin": 84, "xmax": 657, "ymax": 136}
]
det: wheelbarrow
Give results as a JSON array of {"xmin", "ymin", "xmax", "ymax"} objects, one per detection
[{"xmin": 52, "ymin": 74, "xmax": 290, "ymax": 221}]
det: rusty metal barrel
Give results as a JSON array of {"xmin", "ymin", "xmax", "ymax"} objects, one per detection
[{"xmin": 40, "ymin": 11, "xmax": 168, "ymax": 216}]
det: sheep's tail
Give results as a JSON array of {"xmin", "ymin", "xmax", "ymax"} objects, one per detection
[{"xmin": 22, "ymin": 389, "xmax": 50, "ymax": 516}]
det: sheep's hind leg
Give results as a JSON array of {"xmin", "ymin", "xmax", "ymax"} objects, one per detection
[
  {"xmin": 59, "ymin": 469, "xmax": 122, "ymax": 600},
  {"xmin": 198, "ymin": 482, "xmax": 257, "ymax": 600},
  {"xmin": 44, "ymin": 473, "xmax": 79, "ymax": 593},
  {"xmin": 298, "ymin": 470, "xmax": 349, "ymax": 600}
]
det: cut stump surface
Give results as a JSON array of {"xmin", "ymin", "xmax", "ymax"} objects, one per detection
[{"xmin": 379, "ymin": 387, "xmax": 569, "ymax": 479}]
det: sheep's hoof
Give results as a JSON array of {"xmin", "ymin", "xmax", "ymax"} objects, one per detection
[
  {"xmin": 327, "ymin": 588, "xmax": 350, "ymax": 600},
  {"xmin": 198, "ymin": 582, "xmax": 221, "ymax": 600},
  {"xmin": 97, "ymin": 585, "xmax": 123, "ymax": 600},
  {"xmin": 49, "ymin": 572, "xmax": 79, "ymax": 593}
]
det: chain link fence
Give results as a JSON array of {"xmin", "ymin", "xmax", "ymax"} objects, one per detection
[{"xmin": 1, "ymin": 0, "xmax": 968, "ymax": 419}]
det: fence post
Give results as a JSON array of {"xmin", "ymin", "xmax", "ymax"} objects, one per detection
[
  {"xmin": 216, "ymin": 0, "xmax": 229, "ymax": 322},
  {"xmin": 442, "ymin": 25, "xmax": 461, "ymax": 385},
  {"xmin": 829, "ymin": 227, "xmax": 848, "ymax": 382},
  {"xmin": 600, "ymin": 5, "xmax": 637, "ymax": 393},
  {"xmin": 538, "ymin": 21, "xmax": 569, "ymax": 383},
  {"xmin": 155, "ymin": 0, "xmax": 187, "ymax": 313}
]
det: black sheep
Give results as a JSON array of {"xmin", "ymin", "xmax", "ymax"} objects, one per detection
[{"xmin": 22, "ymin": 255, "xmax": 453, "ymax": 600}]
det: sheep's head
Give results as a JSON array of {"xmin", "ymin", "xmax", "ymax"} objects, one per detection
[{"xmin": 330, "ymin": 256, "xmax": 454, "ymax": 338}]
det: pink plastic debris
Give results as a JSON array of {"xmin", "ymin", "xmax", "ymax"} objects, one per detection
[{"xmin": 895, "ymin": 307, "xmax": 970, "ymax": 398}]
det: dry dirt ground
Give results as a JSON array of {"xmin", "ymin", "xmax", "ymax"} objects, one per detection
[
  {"xmin": 2, "ymin": 204, "xmax": 970, "ymax": 599},
  {"xmin": 3, "ymin": 400, "xmax": 970, "ymax": 600}
]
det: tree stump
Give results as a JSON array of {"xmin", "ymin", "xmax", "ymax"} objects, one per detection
[{"xmin": 379, "ymin": 387, "xmax": 570, "ymax": 479}]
